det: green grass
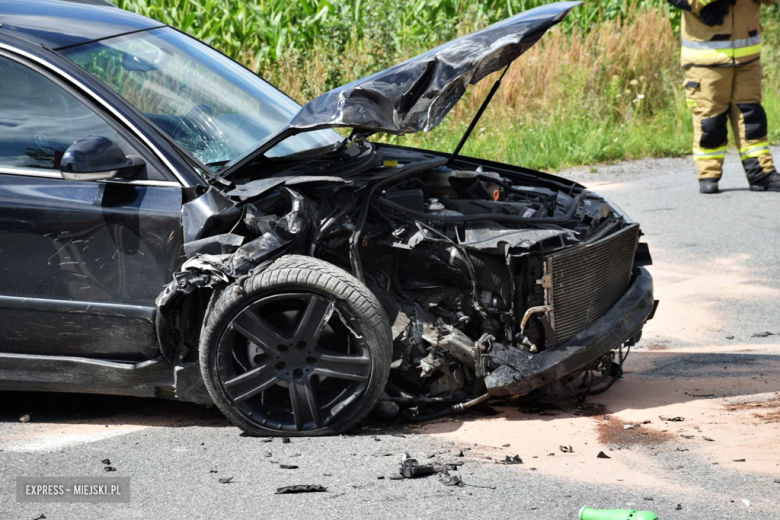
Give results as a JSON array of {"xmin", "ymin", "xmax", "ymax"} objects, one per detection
[{"xmin": 115, "ymin": 0, "xmax": 780, "ymax": 171}]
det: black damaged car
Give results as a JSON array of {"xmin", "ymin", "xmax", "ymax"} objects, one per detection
[{"xmin": 0, "ymin": 0, "xmax": 656, "ymax": 435}]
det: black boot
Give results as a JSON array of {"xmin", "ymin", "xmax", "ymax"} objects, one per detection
[
  {"xmin": 699, "ymin": 179, "xmax": 719, "ymax": 194},
  {"xmin": 749, "ymin": 171, "xmax": 780, "ymax": 192}
]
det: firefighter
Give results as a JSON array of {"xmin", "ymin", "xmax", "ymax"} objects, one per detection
[{"xmin": 667, "ymin": 0, "xmax": 780, "ymax": 193}]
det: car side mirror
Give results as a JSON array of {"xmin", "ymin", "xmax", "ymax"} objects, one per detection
[{"xmin": 60, "ymin": 135, "xmax": 145, "ymax": 182}]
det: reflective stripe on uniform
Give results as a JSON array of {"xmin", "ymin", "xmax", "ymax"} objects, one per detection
[
  {"xmin": 681, "ymin": 35, "xmax": 761, "ymax": 61},
  {"xmin": 739, "ymin": 142, "xmax": 770, "ymax": 159},
  {"xmin": 694, "ymin": 146, "xmax": 727, "ymax": 160}
]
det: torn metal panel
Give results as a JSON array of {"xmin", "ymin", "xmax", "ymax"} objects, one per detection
[
  {"xmin": 181, "ymin": 187, "xmax": 241, "ymax": 243},
  {"xmin": 183, "ymin": 233, "xmax": 244, "ymax": 258},
  {"xmin": 285, "ymin": 3, "xmax": 580, "ymax": 136}
]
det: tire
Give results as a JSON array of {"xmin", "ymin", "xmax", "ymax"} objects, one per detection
[{"xmin": 199, "ymin": 255, "xmax": 392, "ymax": 436}]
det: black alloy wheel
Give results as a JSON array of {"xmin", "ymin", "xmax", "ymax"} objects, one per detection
[{"xmin": 200, "ymin": 255, "xmax": 391, "ymax": 436}]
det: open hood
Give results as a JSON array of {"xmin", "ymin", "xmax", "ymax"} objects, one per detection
[{"xmin": 287, "ymin": 1, "xmax": 580, "ymax": 135}]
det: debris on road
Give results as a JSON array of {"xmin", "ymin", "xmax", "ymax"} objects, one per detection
[
  {"xmin": 560, "ymin": 445, "xmax": 574, "ymax": 453},
  {"xmin": 659, "ymin": 416, "xmax": 684, "ymax": 422},
  {"xmin": 702, "ymin": 436, "xmax": 715, "ymax": 442},
  {"xmin": 597, "ymin": 451, "xmax": 611, "ymax": 459},
  {"xmin": 282, "ymin": 438, "xmax": 291, "ymax": 444},
  {"xmin": 218, "ymin": 477, "xmax": 234, "ymax": 484},
  {"xmin": 399, "ymin": 453, "xmax": 438, "ymax": 478},
  {"xmin": 399, "ymin": 453, "xmax": 461, "ymax": 479},
  {"xmin": 104, "ymin": 466, "xmax": 116, "ymax": 472},
  {"xmin": 623, "ymin": 424, "xmax": 635, "ymax": 430},
  {"xmin": 101, "ymin": 458, "xmax": 111, "ymax": 465},
  {"xmin": 579, "ymin": 507, "xmax": 658, "ymax": 520},
  {"xmin": 438, "ymin": 467, "xmax": 462, "ymax": 487},
  {"xmin": 751, "ymin": 331, "xmax": 774, "ymax": 338},
  {"xmin": 275, "ymin": 485, "xmax": 326, "ymax": 494},
  {"xmin": 19, "ymin": 414, "xmax": 31, "ymax": 423},
  {"xmin": 733, "ymin": 458, "xmax": 746, "ymax": 462},
  {"xmin": 675, "ymin": 504, "xmax": 683, "ymax": 511},
  {"xmin": 280, "ymin": 464, "xmax": 299, "ymax": 470},
  {"xmin": 498, "ymin": 455, "xmax": 523, "ymax": 465}
]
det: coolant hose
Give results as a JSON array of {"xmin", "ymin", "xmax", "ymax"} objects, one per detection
[{"xmin": 402, "ymin": 393, "xmax": 490, "ymax": 422}]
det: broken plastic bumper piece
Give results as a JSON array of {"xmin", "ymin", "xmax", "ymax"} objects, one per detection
[{"xmin": 485, "ymin": 267, "xmax": 654, "ymax": 396}]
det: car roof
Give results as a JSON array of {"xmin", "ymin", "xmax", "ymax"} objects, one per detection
[{"xmin": 0, "ymin": 0, "xmax": 163, "ymax": 50}]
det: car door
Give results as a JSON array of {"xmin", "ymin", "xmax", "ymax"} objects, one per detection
[{"xmin": 0, "ymin": 53, "xmax": 185, "ymax": 360}]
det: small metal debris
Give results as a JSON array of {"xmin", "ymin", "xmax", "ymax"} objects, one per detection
[
  {"xmin": 209, "ymin": 470, "xmax": 218, "ymax": 473},
  {"xmin": 101, "ymin": 459, "xmax": 111, "ymax": 465},
  {"xmin": 659, "ymin": 416, "xmax": 684, "ymax": 422},
  {"xmin": 456, "ymin": 449, "xmax": 464, "ymax": 457},
  {"xmin": 19, "ymin": 414, "xmax": 31, "ymax": 423},
  {"xmin": 703, "ymin": 436, "xmax": 715, "ymax": 442},
  {"xmin": 438, "ymin": 467, "xmax": 462, "ymax": 487},
  {"xmin": 751, "ymin": 331, "xmax": 774, "ymax": 338},
  {"xmin": 680, "ymin": 435, "xmax": 694, "ymax": 439},
  {"xmin": 282, "ymin": 438, "xmax": 291, "ymax": 444},
  {"xmin": 218, "ymin": 477, "xmax": 234, "ymax": 484},
  {"xmin": 32, "ymin": 515, "xmax": 46, "ymax": 520},
  {"xmin": 502, "ymin": 444, "xmax": 510, "ymax": 447},
  {"xmin": 104, "ymin": 466, "xmax": 116, "ymax": 472},
  {"xmin": 726, "ymin": 335, "xmax": 735, "ymax": 340},
  {"xmin": 597, "ymin": 451, "xmax": 611, "ymax": 459},
  {"xmin": 773, "ymin": 479, "xmax": 780, "ymax": 484},
  {"xmin": 742, "ymin": 499, "xmax": 751, "ymax": 508},
  {"xmin": 733, "ymin": 458, "xmax": 746, "ymax": 462},
  {"xmin": 399, "ymin": 453, "xmax": 459, "ymax": 478},
  {"xmin": 675, "ymin": 504, "xmax": 682, "ymax": 511},
  {"xmin": 560, "ymin": 445, "xmax": 573, "ymax": 453},
  {"xmin": 275, "ymin": 485, "xmax": 326, "ymax": 494},
  {"xmin": 280, "ymin": 464, "xmax": 299, "ymax": 470},
  {"xmin": 498, "ymin": 455, "xmax": 523, "ymax": 465},
  {"xmin": 623, "ymin": 424, "xmax": 635, "ymax": 430},
  {"xmin": 264, "ymin": 451, "xmax": 272, "ymax": 457}
]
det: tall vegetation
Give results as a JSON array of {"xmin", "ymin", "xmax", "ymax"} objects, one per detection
[{"xmin": 116, "ymin": 0, "xmax": 779, "ymax": 170}]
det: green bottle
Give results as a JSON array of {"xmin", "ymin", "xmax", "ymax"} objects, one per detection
[{"xmin": 579, "ymin": 506, "xmax": 659, "ymax": 520}]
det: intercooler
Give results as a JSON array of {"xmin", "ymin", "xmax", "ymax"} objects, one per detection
[{"xmin": 545, "ymin": 223, "xmax": 640, "ymax": 346}]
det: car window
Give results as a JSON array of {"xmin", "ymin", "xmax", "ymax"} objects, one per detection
[
  {"xmin": 0, "ymin": 55, "xmax": 165, "ymax": 181},
  {"xmin": 59, "ymin": 28, "xmax": 342, "ymax": 171}
]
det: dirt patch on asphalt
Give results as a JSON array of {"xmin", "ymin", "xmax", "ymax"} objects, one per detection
[
  {"xmin": 597, "ymin": 417, "xmax": 674, "ymax": 446},
  {"xmin": 725, "ymin": 396, "xmax": 780, "ymax": 424},
  {"xmin": 644, "ymin": 342, "xmax": 670, "ymax": 351}
]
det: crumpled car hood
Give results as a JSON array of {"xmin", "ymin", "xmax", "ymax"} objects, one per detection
[{"xmin": 286, "ymin": 1, "xmax": 580, "ymax": 135}]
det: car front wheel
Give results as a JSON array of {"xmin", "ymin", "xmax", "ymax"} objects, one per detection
[{"xmin": 199, "ymin": 255, "xmax": 392, "ymax": 436}]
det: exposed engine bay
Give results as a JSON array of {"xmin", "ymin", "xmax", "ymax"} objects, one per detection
[{"xmin": 157, "ymin": 142, "xmax": 654, "ymax": 420}]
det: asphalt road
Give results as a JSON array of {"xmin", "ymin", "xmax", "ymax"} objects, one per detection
[{"xmin": 2, "ymin": 149, "xmax": 780, "ymax": 520}]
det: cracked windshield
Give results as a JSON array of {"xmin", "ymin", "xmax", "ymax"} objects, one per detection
[{"xmin": 60, "ymin": 27, "xmax": 340, "ymax": 170}]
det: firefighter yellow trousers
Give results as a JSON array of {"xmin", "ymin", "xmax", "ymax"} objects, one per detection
[{"xmin": 684, "ymin": 60, "xmax": 775, "ymax": 182}]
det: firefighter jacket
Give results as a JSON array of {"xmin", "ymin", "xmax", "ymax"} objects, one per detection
[{"xmin": 667, "ymin": 0, "xmax": 774, "ymax": 67}]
